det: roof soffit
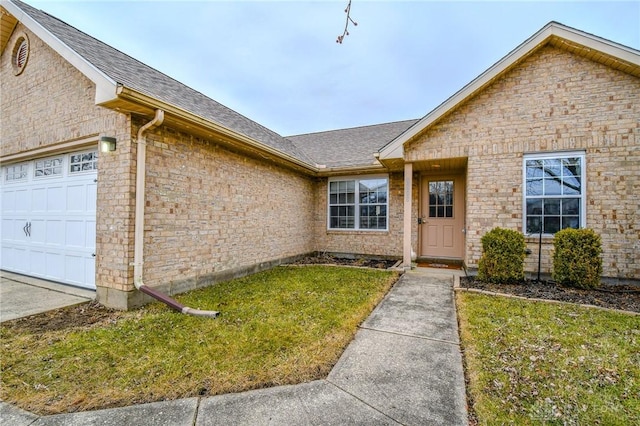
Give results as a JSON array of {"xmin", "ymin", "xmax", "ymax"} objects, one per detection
[
  {"xmin": 1, "ymin": 6, "xmax": 18, "ymax": 53},
  {"xmin": 378, "ymin": 22, "xmax": 640, "ymax": 161}
]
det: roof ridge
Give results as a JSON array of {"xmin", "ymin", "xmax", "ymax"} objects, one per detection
[{"xmin": 287, "ymin": 118, "xmax": 419, "ymax": 138}]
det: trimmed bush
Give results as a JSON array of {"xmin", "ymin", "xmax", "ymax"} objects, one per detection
[
  {"xmin": 552, "ymin": 228, "xmax": 602, "ymax": 289},
  {"xmin": 478, "ymin": 227, "xmax": 526, "ymax": 283}
]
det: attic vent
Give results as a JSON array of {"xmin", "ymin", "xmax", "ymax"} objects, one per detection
[{"xmin": 12, "ymin": 35, "xmax": 29, "ymax": 75}]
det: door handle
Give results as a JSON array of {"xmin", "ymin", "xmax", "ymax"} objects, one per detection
[{"xmin": 23, "ymin": 222, "xmax": 31, "ymax": 237}]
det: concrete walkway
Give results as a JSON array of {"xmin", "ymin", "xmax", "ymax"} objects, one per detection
[
  {"xmin": 0, "ymin": 272, "xmax": 94, "ymax": 323},
  {"xmin": 0, "ymin": 268, "xmax": 468, "ymax": 425}
]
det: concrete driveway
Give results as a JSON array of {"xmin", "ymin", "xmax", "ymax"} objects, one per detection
[{"xmin": 0, "ymin": 271, "xmax": 94, "ymax": 322}]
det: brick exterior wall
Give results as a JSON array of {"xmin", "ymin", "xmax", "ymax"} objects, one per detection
[
  {"xmin": 1, "ymin": 24, "xmax": 121, "ymax": 154},
  {"xmin": 139, "ymin": 123, "xmax": 316, "ymax": 294},
  {"xmin": 405, "ymin": 46, "xmax": 640, "ymax": 279},
  {"xmin": 313, "ymin": 172, "xmax": 419, "ymax": 259}
]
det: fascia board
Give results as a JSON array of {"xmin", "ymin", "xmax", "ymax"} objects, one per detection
[
  {"xmin": 116, "ymin": 85, "xmax": 320, "ymax": 174},
  {"xmin": 378, "ymin": 22, "xmax": 640, "ymax": 161},
  {"xmin": 4, "ymin": 0, "xmax": 117, "ymax": 104}
]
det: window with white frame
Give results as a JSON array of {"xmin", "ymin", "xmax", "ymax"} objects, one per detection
[
  {"xmin": 4, "ymin": 163, "xmax": 28, "ymax": 182},
  {"xmin": 34, "ymin": 156, "xmax": 63, "ymax": 178},
  {"xmin": 524, "ymin": 152, "xmax": 585, "ymax": 235},
  {"xmin": 328, "ymin": 176, "xmax": 388, "ymax": 230},
  {"xmin": 70, "ymin": 151, "xmax": 98, "ymax": 173}
]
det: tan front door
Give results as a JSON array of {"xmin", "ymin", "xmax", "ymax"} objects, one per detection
[{"xmin": 419, "ymin": 175, "xmax": 465, "ymax": 259}]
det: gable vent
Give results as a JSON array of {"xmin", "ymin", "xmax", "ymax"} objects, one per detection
[{"xmin": 12, "ymin": 35, "xmax": 29, "ymax": 75}]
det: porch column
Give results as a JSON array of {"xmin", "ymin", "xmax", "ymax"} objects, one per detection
[{"xmin": 403, "ymin": 162, "xmax": 413, "ymax": 268}]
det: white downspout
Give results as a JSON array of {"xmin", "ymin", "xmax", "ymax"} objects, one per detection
[
  {"xmin": 132, "ymin": 109, "xmax": 218, "ymax": 318},
  {"xmin": 133, "ymin": 109, "xmax": 164, "ymax": 289}
]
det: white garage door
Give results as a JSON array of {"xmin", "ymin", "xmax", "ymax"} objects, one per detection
[{"xmin": 1, "ymin": 150, "xmax": 98, "ymax": 289}]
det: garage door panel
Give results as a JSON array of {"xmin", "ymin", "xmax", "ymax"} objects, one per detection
[
  {"xmin": 2, "ymin": 190, "xmax": 16, "ymax": 212},
  {"xmin": 30, "ymin": 249, "xmax": 46, "ymax": 276},
  {"xmin": 45, "ymin": 219, "xmax": 65, "ymax": 246},
  {"xmin": 45, "ymin": 252, "xmax": 64, "ymax": 280},
  {"xmin": 86, "ymin": 220, "xmax": 96, "ymax": 250},
  {"xmin": 66, "ymin": 220, "xmax": 86, "ymax": 248},
  {"xmin": 87, "ymin": 182, "xmax": 97, "ymax": 213},
  {"xmin": 32, "ymin": 187, "xmax": 47, "ymax": 212},
  {"xmin": 2, "ymin": 218, "xmax": 29, "ymax": 243},
  {"xmin": 15, "ymin": 188, "xmax": 30, "ymax": 212},
  {"xmin": 30, "ymin": 219, "xmax": 46, "ymax": 244},
  {"xmin": 67, "ymin": 183, "xmax": 89, "ymax": 213},
  {"xmin": 66, "ymin": 255, "xmax": 85, "ymax": 285},
  {"xmin": 2, "ymin": 245, "xmax": 29, "ymax": 273},
  {"xmin": 46, "ymin": 185, "xmax": 66, "ymax": 213}
]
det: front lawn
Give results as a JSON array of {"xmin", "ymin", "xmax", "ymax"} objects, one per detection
[
  {"xmin": 457, "ymin": 292, "xmax": 640, "ymax": 425},
  {"xmin": 0, "ymin": 266, "xmax": 398, "ymax": 415}
]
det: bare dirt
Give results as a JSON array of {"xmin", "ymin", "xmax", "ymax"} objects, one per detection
[
  {"xmin": 2, "ymin": 301, "xmax": 126, "ymax": 334},
  {"xmin": 290, "ymin": 254, "xmax": 399, "ymax": 270},
  {"xmin": 460, "ymin": 277, "xmax": 640, "ymax": 313}
]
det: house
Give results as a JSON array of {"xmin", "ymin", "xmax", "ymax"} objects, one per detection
[{"xmin": 2, "ymin": 0, "xmax": 638, "ymax": 310}]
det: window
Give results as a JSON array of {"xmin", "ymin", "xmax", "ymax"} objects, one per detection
[
  {"xmin": 4, "ymin": 163, "xmax": 28, "ymax": 182},
  {"xmin": 328, "ymin": 176, "xmax": 388, "ymax": 230},
  {"xmin": 70, "ymin": 151, "xmax": 98, "ymax": 173},
  {"xmin": 524, "ymin": 152, "xmax": 585, "ymax": 234},
  {"xmin": 34, "ymin": 157, "xmax": 63, "ymax": 178},
  {"xmin": 428, "ymin": 180, "xmax": 454, "ymax": 218}
]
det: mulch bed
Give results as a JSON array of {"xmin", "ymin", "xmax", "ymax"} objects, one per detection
[
  {"xmin": 289, "ymin": 255, "xmax": 399, "ymax": 270},
  {"xmin": 460, "ymin": 276, "xmax": 640, "ymax": 313}
]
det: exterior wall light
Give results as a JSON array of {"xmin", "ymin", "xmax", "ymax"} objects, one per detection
[{"xmin": 100, "ymin": 136, "xmax": 116, "ymax": 152}]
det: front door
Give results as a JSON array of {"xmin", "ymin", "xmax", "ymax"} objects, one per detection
[{"xmin": 419, "ymin": 175, "xmax": 465, "ymax": 259}]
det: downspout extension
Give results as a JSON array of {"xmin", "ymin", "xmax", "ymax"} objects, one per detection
[{"xmin": 133, "ymin": 109, "xmax": 219, "ymax": 318}]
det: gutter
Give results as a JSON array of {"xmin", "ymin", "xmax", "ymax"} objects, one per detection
[
  {"xmin": 133, "ymin": 109, "xmax": 219, "ymax": 318},
  {"xmin": 116, "ymin": 85, "xmax": 319, "ymax": 174}
]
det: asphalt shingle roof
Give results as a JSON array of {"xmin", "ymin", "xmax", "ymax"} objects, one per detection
[
  {"xmin": 12, "ymin": 0, "xmax": 417, "ymax": 170},
  {"xmin": 287, "ymin": 120, "xmax": 419, "ymax": 168},
  {"xmin": 13, "ymin": 0, "xmax": 314, "ymax": 165}
]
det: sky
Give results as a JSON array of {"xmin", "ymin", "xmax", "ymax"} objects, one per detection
[{"xmin": 23, "ymin": 0, "xmax": 640, "ymax": 136}]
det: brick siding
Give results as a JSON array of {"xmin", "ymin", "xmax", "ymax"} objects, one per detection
[{"xmin": 405, "ymin": 46, "xmax": 640, "ymax": 279}]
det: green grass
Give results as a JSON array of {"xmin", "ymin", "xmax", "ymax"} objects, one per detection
[
  {"xmin": 457, "ymin": 292, "xmax": 640, "ymax": 425},
  {"xmin": 0, "ymin": 266, "xmax": 398, "ymax": 415}
]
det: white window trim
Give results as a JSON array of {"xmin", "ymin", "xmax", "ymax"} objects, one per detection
[
  {"xmin": 327, "ymin": 174, "xmax": 389, "ymax": 232},
  {"xmin": 33, "ymin": 155, "xmax": 65, "ymax": 179},
  {"xmin": 522, "ymin": 150, "xmax": 586, "ymax": 236}
]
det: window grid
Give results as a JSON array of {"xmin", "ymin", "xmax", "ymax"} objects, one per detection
[
  {"xmin": 524, "ymin": 154, "xmax": 584, "ymax": 234},
  {"xmin": 5, "ymin": 164, "xmax": 28, "ymax": 182},
  {"xmin": 70, "ymin": 151, "xmax": 98, "ymax": 173},
  {"xmin": 34, "ymin": 157, "xmax": 63, "ymax": 178},
  {"xmin": 329, "ymin": 177, "xmax": 388, "ymax": 230},
  {"xmin": 428, "ymin": 180, "xmax": 454, "ymax": 218}
]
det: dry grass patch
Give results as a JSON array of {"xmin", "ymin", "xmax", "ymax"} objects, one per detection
[
  {"xmin": 457, "ymin": 292, "xmax": 640, "ymax": 425},
  {"xmin": 1, "ymin": 266, "xmax": 398, "ymax": 415}
]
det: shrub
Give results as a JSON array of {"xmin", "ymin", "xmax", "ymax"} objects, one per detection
[
  {"xmin": 552, "ymin": 228, "xmax": 602, "ymax": 289},
  {"xmin": 478, "ymin": 227, "xmax": 526, "ymax": 283}
]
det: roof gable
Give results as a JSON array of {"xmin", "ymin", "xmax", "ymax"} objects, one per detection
[
  {"xmin": 378, "ymin": 21, "xmax": 640, "ymax": 161},
  {"xmin": 5, "ymin": 0, "xmax": 315, "ymax": 169}
]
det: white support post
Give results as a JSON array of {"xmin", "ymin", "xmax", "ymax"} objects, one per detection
[{"xmin": 403, "ymin": 162, "xmax": 413, "ymax": 268}]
